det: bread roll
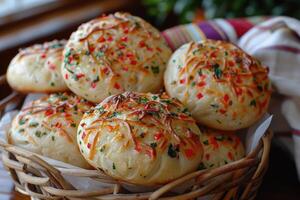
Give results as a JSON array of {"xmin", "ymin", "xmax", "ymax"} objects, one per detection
[
  {"xmin": 61, "ymin": 12, "xmax": 172, "ymax": 103},
  {"xmin": 78, "ymin": 92, "xmax": 203, "ymax": 185},
  {"xmin": 198, "ymin": 126, "xmax": 245, "ymax": 169},
  {"xmin": 7, "ymin": 40, "xmax": 68, "ymax": 93},
  {"xmin": 8, "ymin": 92, "xmax": 93, "ymax": 168},
  {"xmin": 164, "ymin": 40, "xmax": 271, "ymax": 130}
]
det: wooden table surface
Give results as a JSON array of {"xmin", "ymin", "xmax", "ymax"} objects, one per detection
[{"xmin": 1, "ymin": 142, "xmax": 299, "ymax": 200}]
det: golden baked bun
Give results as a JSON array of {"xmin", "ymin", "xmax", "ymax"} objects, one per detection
[
  {"xmin": 7, "ymin": 40, "xmax": 68, "ymax": 93},
  {"xmin": 77, "ymin": 92, "xmax": 203, "ymax": 185},
  {"xmin": 198, "ymin": 126, "xmax": 245, "ymax": 170},
  {"xmin": 164, "ymin": 40, "xmax": 271, "ymax": 130},
  {"xmin": 61, "ymin": 12, "xmax": 172, "ymax": 103},
  {"xmin": 8, "ymin": 92, "xmax": 93, "ymax": 168}
]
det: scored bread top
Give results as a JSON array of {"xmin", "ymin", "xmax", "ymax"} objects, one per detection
[
  {"xmin": 62, "ymin": 12, "xmax": 172, "ymax": 103},
  {"xmin": 78, "ymin": 92, "xmax": 203, "ymax": 185},
  {"xmin": 164, "ymin": 40, "xmax": 271, "ymax": 130}
]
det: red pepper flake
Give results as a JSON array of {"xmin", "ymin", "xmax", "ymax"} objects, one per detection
[
  {"xmin": 198, "ymin": 81, "xmax": 206, "ymax": 87},
  {"xmin": 102, "ymin": 67, "xmax": 109, "ymax": 74},
  {"xmin": 223, "ymin": 94, "xmax": 229, "ymax": 102},
  {"xmin": 40, "ymin": 53, "xmax": 46, "ymax": 59},
  {"xmin": 114, "ymin": 82, "xmax": 121, "ymax": 90},
  {"xmin": 91, "ymin": 82, "xmax": 97, "ymax": 88},
  {"xmin": 211, "ymin": 51, "xmax": 217, "ymax": 58},
  {"xmin": 247, "ymin": 90, "xmax": 253, "ymax": 97},
  {"xmin": 209, "ymin": 137, "xmax": 219, "ymax": 149},
  {"xmin": 179, "ymin": 78, "xmax": 186, "ymax": 84},
  {"xmin": 205, "ymin": 153, "xmax": 210, "ymax": 160},
  {"xmin": 130, "ymin": 60, "xmax": 137, "ymax": 65},
  {"xmin": 49, "ymin": 64, "xmax": 56, "ymax": 70},
  {"xmin": 121, "ymin": 36, "xmax": 128, "ymax": 42},
  {"xmin": 228, "ymin": 60, "xmax": 235, "ymax": 67},
  {"xmin": 228, "ymin": 151, "xmax": 234, "ymax": 160},
  {"xmin": 145, "ymin": 148, "xmax": 156, "ymax": 159},
  {"xmin": 154, "ymin": 132, "xmax": 163, "ymax": 140},
  {"xmin": 76, "ymin": 73, "xmax": 85, "ymax": 79},
  {"xmin": 65, "ymin": 73, "xmax": 69, "ymax": 80},
  {"xmin": 89, "ymin": 46, "xmax": 95, "ymax": 53},
  {"xmin": 235, "ymin": 87, "xmax": 242, "ymax": 96},
  {"xmin": 185, "ymin": 149, "xmax": 195, "ymax": 158},
  {"xmin": 55, "ymin": 122, "xmax": 62, "ymax": 128},
  {"xmin": 219, "ymin": 109, "xmax": 226, "ymax": 114},
  {"xmin": 81, "ymin": 123, "xmax": 86, "ymax": 127},
  {"xmin": 119, "ymin": 45, "xmax": 126, "ymax": 50},
  {"xmin": 126, "ymin": 52, "xmax": 134, "ymax": 58},
  {"xmin": 156, "ymin": 47, "xmax": 162, "ymax": 52},
  {"xmin": 122, "ymin": 66, "xmax": 128, "ymax": 71},
  {"xmin": 65, "ymin": 113, "xmax": 71, "ymax": 117},
  {"xmin": 123, "ymin": 28, "xmax": 129, "ymax": 34},
  {"xmin": 87, "ymin": 143, "xmax": 91, "ymax": 149},
  {"xmin": 197, "ymin": 92, "xmax": 203, "ymax": 99},
  {"xmin": 139, "ymin": 41, "xmax": 146, "ymax": 48},
  {"xmin": 81, "ymin": 132, "xmax": 86, "ymax": 139},
  {"xmin": 135, "ymin": 142, "xmax": 142, "ymax": 152},
  {"xmin": 45, "ymin": 109, "xmax": 54, "ymax": 116},
  {"xmin": 147, "ymin": 47, "xmax": 153, "ymax": 51},
  {"xmin": 98, "ymin": 36, "xmax": 106, "ymax": 42},
  {"xmin": 107, "ymin": 36, "xmax": 113, "ymax": 41}
]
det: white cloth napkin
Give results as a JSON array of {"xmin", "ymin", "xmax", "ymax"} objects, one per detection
[{"xmin": 239, "ymin": 16, "xmax": 300, "ymax": 180}]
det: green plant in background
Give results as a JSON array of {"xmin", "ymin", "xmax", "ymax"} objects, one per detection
[{"xmin": 143, "ymin": 0, "xmax": 300, "ymax": 25}]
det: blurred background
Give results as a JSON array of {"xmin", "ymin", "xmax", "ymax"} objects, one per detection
[{"xmin": 0, "ymin": 0, "xmax": 299, "ymax": 200}]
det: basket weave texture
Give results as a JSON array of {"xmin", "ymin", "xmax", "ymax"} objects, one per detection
[{"xmin": 0, "ymin": 74, "xmax": 272, "ymax": 200}]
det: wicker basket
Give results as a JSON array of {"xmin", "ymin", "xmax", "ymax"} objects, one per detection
[{"xmin": 0, "ymin": 74, "xmax": 273, "ymax": 200}]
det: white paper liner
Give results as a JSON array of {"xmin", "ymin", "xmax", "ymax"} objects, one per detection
[{"xmin": 0, "ymin": 94, "xmax": 273, "ymax": 197}]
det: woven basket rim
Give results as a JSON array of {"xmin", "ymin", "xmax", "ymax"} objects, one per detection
[{"xmin": 0, "ymin": 74, "xmax": 273, "ymax": 200}]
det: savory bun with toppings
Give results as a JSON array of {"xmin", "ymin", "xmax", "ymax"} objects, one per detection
[
  {"xmin": 7, "ymin": 40, "xmax": 68, "ymax": 93},
  {"xmin": 198, "ymin": 127, "xmax": 245, "ymax": 170},
  {"xmin": 8, "ymin": 92, "xmax": 93, "ymax": 168},
  {"xmin": 77, "ymin": 92, "xmax": 203, "ymax": 185},
  {"xmin": 164, "ymin": 40, "xmax": 271, "ymax": 130},
  {"xmin": 62, "ymin": 12, "xmax": 172, "ymax": 103}
]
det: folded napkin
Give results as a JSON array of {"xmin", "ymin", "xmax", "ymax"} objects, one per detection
[{"xmin": 162, "ymin": 16, "xmax": 300, "ymax": 180}]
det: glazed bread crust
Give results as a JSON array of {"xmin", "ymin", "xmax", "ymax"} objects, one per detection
[
  {"xmin": 164, "ymin": 40, "xmax": 271, "ymax": 130},
  {"xmin": 7, "ymin": 40, "xmax": 68, "ymax": 93},
  {"xmin": 78, "ymin": 92, "xmax": 203, "ymax": 185},
  {"xmin": 62, "ymin": 12, "xmax": 172, "ymax": 103},
  {"xmin": 8, "ymin": 92, "xmax": 93, "ymax": 168}
]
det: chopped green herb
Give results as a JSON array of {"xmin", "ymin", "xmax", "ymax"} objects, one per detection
[
  {"xmin": 138, "ymin": 97, "xmax": 149, "ymax": 104},
  {"xmin": 191, "ymin": 81, "xmax": 196, "ymax": 87},
  {"xmin": 152, "ymin": 95, "xmax": 158, "ymax": 100},
  {"xmin": 151, "ymin": 66, "xmax": 160, "ymax": 74},
  {"xmin": 167, "ymin": 144, "xmax": 179, "ymax": 158},
  {"xmin": 70, "ymin": 123, "xmax": 76, "ymax": 128},
  {"xmin": 250, "ymin": 99, "xmax": 256, "ymax": 107},
  {"xmin": 198, "ymin": 69, "xmax": 203, "ymax": 76},
  {"xmin": 213, "ymin": 63, "xmax": 222, "ymax": 79},
  {"xmin": 150, "ymin": 142, "xmax": 157, "ymax": 149},
  {"xmin": 100, "ymin": 146, "xmax": 106, "ymax": 152},
  {"xmin": 215, "ymin": 135, "xmax": 224, "ymax": 141},
  {"xmin": 51, "ymin": 136, "xmax": 55, "ymax": 141},
  {"xmin": 50, "ymin": 82, "xmax": 55, "ymax": 86},
  {"xmin": 19, "ymin": 128, "xmax": 25, "ymax": 132},
  {"xmin": 29, "ymin": 122, "xmax": 39, "ymax": 128},
  {"xmin": 93, "ymin": 76, "xmax": 100, "ymax": 83},
  {"xmin": 198, "ymin": 162, "xmax": 206, "ymax": 170},
  {"xmin": 112, "ymin": 163, "xmax": 116, "ymax": 170},
  {"xmin": 19, "ymin": 118, "xmax": 26, "ymax": 125},
  {"xmin": 140, "ymin": 132, "xmax": 145, "ymax": 138},
  {"xmin": 203, "ymin": 140, "xmax": 209, "ymax": 145},
  {"xmin": 35, "ymin": 131, "xmax": 42, "ymax": 137},
  {"xmin": 210, "ymin": 104, "xmax": 219, "ymax": 109}
]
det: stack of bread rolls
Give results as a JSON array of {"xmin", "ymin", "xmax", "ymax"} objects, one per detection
[{"xmin": 6, "ymin": 12, "xmax": 271, "ymax": 186}]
